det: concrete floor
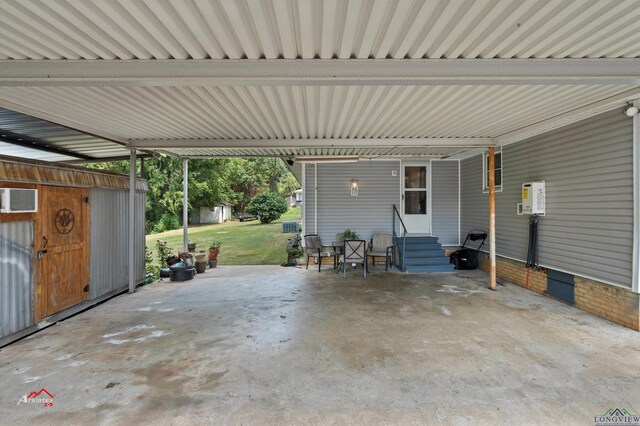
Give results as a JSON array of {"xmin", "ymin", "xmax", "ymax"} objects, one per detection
[{"xmin": 1, "ymin": 266, "xmax": 639, "ymax": 425}]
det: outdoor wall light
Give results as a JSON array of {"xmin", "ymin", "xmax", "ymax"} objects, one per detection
[
  {"xmin": 624, "ymin": 104, "xmax": 639, "ymax": 117},
  {"xmin": 351, "ymin": 179, "xmax": 359, "ymax": 196},
  {"xmin": 286, "ymin": 157, "xmax": 294, "ymax": 166}
]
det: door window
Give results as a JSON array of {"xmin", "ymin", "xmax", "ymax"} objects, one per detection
[{"xmin": 404, "ymin": 166, "xmax": 427, "ymax": 215}]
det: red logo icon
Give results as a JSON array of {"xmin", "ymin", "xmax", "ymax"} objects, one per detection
[{"xmin": 18, "ymin": 388, "xmax": 54, "ymax": 407}]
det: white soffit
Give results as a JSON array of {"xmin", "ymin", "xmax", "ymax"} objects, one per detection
[{"xmin": 0, "ymin": 0, "xmax": 639, "ymax": 60}]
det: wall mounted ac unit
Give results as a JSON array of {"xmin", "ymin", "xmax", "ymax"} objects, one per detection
[{"xmin": 0, "ymin": 188, "xmax": 38, "ymax": 213}]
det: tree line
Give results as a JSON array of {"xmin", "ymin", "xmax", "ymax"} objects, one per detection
[{"xmin": 92, "ymin": 156, "xmax": 298, "ymax": 233}]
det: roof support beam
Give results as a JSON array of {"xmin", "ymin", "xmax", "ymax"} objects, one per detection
[
  {"xmin": 0, "ymin": 130, "xmax": 94, "ymax": 160},
  {"xmin": 496, "ymin": 87, "xmax": 640, "ymax": 146},
  {"xmin": 129, "ymin": 137, "xmax": 493, "ymax": 149},
  {"xmin": 61, "ymin": 153, "xmax": 154, "ymax": 164},
  {"xmin": 0, "ymin": 59, "xmax": 639, "ymax": 87}
]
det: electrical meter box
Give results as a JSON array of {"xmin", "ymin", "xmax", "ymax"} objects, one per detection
[{"xmin": 522, "ymin": 182, "xmax": 545, "ymax": 215}]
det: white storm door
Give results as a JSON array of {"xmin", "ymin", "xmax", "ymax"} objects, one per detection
[{"xmin": 402, "ymin": 163, "xmax": 430, "ymax": 234}]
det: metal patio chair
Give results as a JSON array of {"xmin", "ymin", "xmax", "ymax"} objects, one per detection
[
  {"xmin": 304, "ymin": 234, "xmax": 337, "ymax": 272},
  {"xmin": 332, "ymin": 233, "xmax": 345, "ymax": 257},
  {"xmin": 367, "ymin": 233, "xmax": 394, "ymax": 271},
  {"xmin": 338, "ymin": 239, "xmax": 368, "ymax": 278}
]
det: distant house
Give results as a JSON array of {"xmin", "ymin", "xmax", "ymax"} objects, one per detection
[
  {"xmin": 192, "ymin": 202, "xmax": 233, "ymax": 224},
  {"xmin": 287, "ymin": 189, "xmax": 302, "ymax": 208}
]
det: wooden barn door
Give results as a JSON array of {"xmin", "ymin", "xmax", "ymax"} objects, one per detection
[{"xmin": 36, "ymin": 186, "xmax": 90, "ymax": 321}]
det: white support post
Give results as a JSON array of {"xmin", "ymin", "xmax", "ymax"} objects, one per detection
[
  {"xmin": 633, "ymin": 100, "xmax": 640, "ymax": 293},
  {"xmin": 128, "ymin": 149, "xmax": 136, "ymax": 294},
  {"xmin": 183, "ymin": 158, "xmax": 189, "ymax": 252}
]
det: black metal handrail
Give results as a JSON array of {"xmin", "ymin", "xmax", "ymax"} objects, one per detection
[{"xmin": 392, "ymin": 204, "xmax": 407, "ymax": 271}]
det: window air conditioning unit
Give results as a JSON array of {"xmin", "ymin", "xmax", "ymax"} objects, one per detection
[{"xmin": 0, "ymin": 188, "xmax": 38, "ymax": 213}]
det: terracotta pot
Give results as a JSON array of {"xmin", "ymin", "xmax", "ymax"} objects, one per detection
[
  {"xmin": 195, "ymin": 261, "xmax": 207, "ymax": 274},
  {"xmin": 208, "ymin": 248, "xmax": 219, "ymax": 260},
  {"xmin": 195, "ymin": 252, "xmax": 207, "ymax": 262}
]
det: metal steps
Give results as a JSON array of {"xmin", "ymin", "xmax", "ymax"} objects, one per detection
[{"xmin": 399, "ymin": 236, "xmax": 454, "ymax": 273}]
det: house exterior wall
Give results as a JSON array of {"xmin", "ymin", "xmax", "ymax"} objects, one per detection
[
  {"xmin": 431, "ymin": 161, "xmax": 460, "ymax": 246},
  {"xmin": 303, "ymin": 160, "xmax": 460, "ymax": 245},
  {"xmin": 460, "ymin": 109, "xmax": 639, "ymax": 331},
  {"xmin": 90, "ymin": 188, "xmax": 146, "ymax": 300},
  {"xmin": 304, "ymin": 161, "xmax": 400, "ymax": 242},
  {"xmin": 317, "ymin": 161, "xmax": 400, "ymax": 242},
  {"xmin": 461, "ymin": 110, "xmax": 633, "ymax": 288}
]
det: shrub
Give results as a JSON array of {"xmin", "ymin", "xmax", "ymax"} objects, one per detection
[
  {"xmin": 247, "ymin": 191, "xmax": 288, "ymax": 224},
  {"xmin": 145, "ymin": 246, "xmax": 159, "ymax": 283},
  {"xmin": 153, "ymin": 213, "xmax": 180, "ymax": 233},
  {"xmin": 156, "ymin": 239, "xmax": 172, "ymax": 269}
]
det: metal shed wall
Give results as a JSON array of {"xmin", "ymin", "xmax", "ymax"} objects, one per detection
[
  {"xmin": 0, "ymin": 221, "xmax": 33, "ymax": 339},
  {"xmin": 460, "ymin": 110, "xmax": 633, "ymax": 287},
  {"xmin": 90, "ymin": 189, "xmax": 146, "ymax": 300},
  {"xmin": 431, "ymin": 161, "xmax": 460, "ymax": 246}
]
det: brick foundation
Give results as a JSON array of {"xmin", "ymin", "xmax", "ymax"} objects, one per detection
[{"xmin": 477, "ymin": 253, "xmax": 640, "ymax": 331}]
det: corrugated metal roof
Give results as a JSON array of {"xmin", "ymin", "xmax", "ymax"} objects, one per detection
[
  {"xmin": 0, "ymin": 84, "xmax": 635, "ymax": 142},
  {"xmin": 0, "ymin": 0, "xmax": 638, "ymax": 60},
  {"xmin": 0, "ymin": 107, "xmax": 131, "ymax": 161},
  {"xmin": 0, "ymin": 1, "xmax": 638, "ymax": 161}
]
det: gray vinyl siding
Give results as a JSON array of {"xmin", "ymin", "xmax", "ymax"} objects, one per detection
[
  {"xmin": 431, "ymin": 161, "xmax": 460, "ymax": 246},
  {"xmin": 460, "ymin": 155, "xmax": 488, "ymax": 240},
  {"xmin": 460, "ymin": 110, "xmax": 633, "ymax": 287},
  {"xmin": 307, "ymin": 161, "xmax": 400, "ymax": 242}
]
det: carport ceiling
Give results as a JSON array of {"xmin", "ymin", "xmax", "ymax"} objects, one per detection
[{"xmin": 0, "ymin": 0, "xmax": 639, "ymax": 161}]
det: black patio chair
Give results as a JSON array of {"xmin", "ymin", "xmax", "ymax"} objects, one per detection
[{"xmin": 338, "ymin": 239, "xmax": 367, "ymax": 278}]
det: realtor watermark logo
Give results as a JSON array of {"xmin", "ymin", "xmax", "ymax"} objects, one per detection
[
  {"xmin": 17, "ymin": 388, "xmax": 54, "ymax": 407},
  {"xmin": 595, "ymin": 408, "xmax": 640, "ymax": 426}
]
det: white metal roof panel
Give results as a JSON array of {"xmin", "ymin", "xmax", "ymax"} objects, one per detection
[
  {"xmin": 0, "ymin": 84, "xmax": 636, "ymax": 143},
  {"xmin": 0, "ymin": 0, "xmax": 638, "ymax": 60}
]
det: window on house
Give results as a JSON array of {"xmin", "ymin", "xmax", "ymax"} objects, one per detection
[{"xmin": 483, "ymin": 150, "xmax": 503, "ymax": 192}]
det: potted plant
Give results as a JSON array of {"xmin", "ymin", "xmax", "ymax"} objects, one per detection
[
  {"xmin": 208, "ymin": 241, "xmax": 221, "ymax": 268},
  {"xmin": 188, "ymin": 241, "xmax": 197, "ymax": 252},
  {"xmin": 342, "ymin": 229, "xmax": 359, "ymax": 240}
]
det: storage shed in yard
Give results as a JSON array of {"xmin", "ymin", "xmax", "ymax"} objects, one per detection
[{"xmin": 0, "ymin": 156, "xmax": 146, "ymax": 346}]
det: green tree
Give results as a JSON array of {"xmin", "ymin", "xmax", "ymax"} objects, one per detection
[
  {"xmin": 89, "ymin": 156, "xmax": 298, "ymax": 233},
  {"xmin": 247, "ymin": 191, "xmax": 288, "ymax": 224}
]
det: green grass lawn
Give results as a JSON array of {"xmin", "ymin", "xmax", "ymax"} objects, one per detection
[{"xmin": 146, "ymin": 208, "xmax": 302, "ymax": 265}]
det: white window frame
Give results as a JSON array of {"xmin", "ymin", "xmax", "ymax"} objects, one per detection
[
  {"xmin": 482, "ymin": 148, "xmax": 503, "ymax": 193},
  {"xmin": 0, "ymin": 188, "xmax": 39, "ymax": 213}
]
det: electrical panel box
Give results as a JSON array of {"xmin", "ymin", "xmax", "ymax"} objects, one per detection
[{"xmin": 522, "ymin": 182, "xmax": 545, "ymax": 215}]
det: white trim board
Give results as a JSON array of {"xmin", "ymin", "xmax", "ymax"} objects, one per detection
[{"xmin": 2, "ymin": 58, "xmax": 639, "ymax": 87}]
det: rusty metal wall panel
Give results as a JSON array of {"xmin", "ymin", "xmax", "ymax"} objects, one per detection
[
  {"xmin": 0, "ymin": 157, "xmax": 148, "ymax": 191},
  {"xmin": 90, "ymin": 189, "xmax": 146, "ymax": 300},
  {"xmin": 0, "ymin": 220, "xmax": 34, "ymax": 338}
]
